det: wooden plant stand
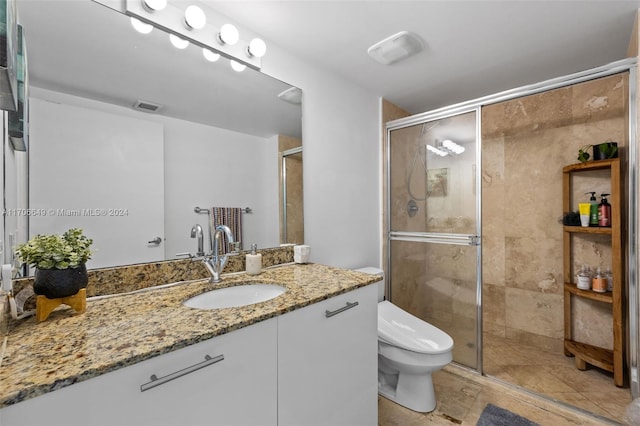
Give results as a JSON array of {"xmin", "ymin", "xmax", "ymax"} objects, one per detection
[{"xmin": 36, "ymin": 288, "xmax": 87, "ymax": 322}]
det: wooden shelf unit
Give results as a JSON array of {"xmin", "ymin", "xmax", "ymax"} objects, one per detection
[{"xmin": 562, "ymin": 158, "xmax": 624, "ymax": 387}]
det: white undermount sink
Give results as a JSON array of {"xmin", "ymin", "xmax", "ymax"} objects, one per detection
[{"xmin": 183, "ymin": 283, "xmax": 287, "ymax": 310}]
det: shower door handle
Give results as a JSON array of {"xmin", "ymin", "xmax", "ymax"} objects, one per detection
[{"xmin": 390, "ymin": 232, "xmax": 481, "ymax": 246}]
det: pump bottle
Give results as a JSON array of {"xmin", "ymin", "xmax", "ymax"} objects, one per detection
[
  {"xmin": 598, "ymin": 193, "xmax": 611, "ymax": 227},
  {"xmin": 246, "ymin": 243, "xmax": 262, "ymax": 275},
  {"xmin": 586, "ymin": 192, "xmax": 598, "ymax": 226}
]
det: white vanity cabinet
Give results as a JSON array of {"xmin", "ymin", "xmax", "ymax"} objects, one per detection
[
  {"xmin": 277, "ymin": 284, "xmax": 378, "ymax": 426},
  {"xmin": 1, "ymin": 318, "xmax": 278, "ymax": 426}
]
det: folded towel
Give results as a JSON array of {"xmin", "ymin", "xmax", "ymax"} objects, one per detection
[{"xmin": 211, "ymin": 207, "xmax": 243, "ymax": 253}]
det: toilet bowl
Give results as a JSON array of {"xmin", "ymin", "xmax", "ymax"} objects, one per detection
[{"xmin": 355, "ymin": 267, "xmax": 454, "ymax": 413}]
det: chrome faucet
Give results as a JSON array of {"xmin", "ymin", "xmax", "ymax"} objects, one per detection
[
  {"xmin": 202, "ymin": 224, "xmax": 236, "ymax": 283},
  {"xmin": 190, "ymin": 224, "xmax": 205, "ymax": 256}
]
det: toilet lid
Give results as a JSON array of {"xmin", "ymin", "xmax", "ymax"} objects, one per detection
[{"xmin": 378, "ymin": 301, "xmax": 454, "ymax": 355}]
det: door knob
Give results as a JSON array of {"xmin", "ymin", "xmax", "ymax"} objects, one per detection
[{"xmin": 148, "ymin": 237, "xmax": 162, "ymax": 245}]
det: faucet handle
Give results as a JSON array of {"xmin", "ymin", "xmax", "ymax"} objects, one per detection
[
  {"xmin": 176, "ymin": 252, "xmax": 194, "ymax": 259},
  {"xmin": 230, "ymin": 241, "xmax": 242, "ymax": 253}
]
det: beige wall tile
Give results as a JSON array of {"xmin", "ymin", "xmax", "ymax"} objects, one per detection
[{"xmin": 481, "ymin": 73, "xmax": 627, "ymax": 355}]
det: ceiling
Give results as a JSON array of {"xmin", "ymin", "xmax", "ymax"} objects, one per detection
[
  {"xmin": 16, "ymin": 0, "xmax": 640, "ymax": 133},
  {"xmin": 16, "ymin": 0, "xmax": 302, "ymax": 139},
  {"xmin": 208, "ymin": 0, "xmax": 640, "ymax": 114}
]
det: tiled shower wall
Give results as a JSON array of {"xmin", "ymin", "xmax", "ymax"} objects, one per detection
[{"xmin": 481, "ymin": 73, "xmax": 628, "ymax": 353}]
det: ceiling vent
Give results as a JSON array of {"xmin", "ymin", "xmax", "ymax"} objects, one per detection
[
  {"xmin": 367, "ymin": 31, "xmax": 423, "ymax": 65},
  {"xmin": 133, "ymin": 100, "xmax": 162, "ymax": 113}
]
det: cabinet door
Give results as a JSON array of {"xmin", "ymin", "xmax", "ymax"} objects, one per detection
[
  {"xmin": 1, "ymin": 318, "xmax": 278, "ymax": 426},
  {"xmin": 278, "ymin": 285, "xmax": 378, "ymax": 426}
]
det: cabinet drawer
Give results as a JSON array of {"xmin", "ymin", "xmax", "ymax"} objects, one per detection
[{"xmin": 2, "ymin": 318, "xmax": 278, "ymax": 426}]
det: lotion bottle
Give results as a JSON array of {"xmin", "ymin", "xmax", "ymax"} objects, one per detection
[
  {"xmin": 246, "ymin": 243, "xmax": 262, "ymax": 276},
  {"xmin": 598, "ymin": 193, "xmax": 611, "ymax": 227}
]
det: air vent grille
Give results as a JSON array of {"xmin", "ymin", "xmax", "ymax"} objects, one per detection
[{"xmin": 133, "ymin": 100, "xmax": 162, "ymax": 112}]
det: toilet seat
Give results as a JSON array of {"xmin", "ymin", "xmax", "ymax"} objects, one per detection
[{"xmin": 378, "ymin": 301, "xmax": 453, "ymax": 355}]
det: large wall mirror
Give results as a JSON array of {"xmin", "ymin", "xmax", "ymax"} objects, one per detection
[{"xmin": 10, "ymin": 0, "xmax": 303, "ymax": 271}]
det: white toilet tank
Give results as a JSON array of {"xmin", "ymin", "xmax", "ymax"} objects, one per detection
[{"xmin": 354, "ymin": 267, "xmax": 385, "ymax": 302}]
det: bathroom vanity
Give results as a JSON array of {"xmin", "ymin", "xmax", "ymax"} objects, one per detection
[{"xmin": 0, "ymin": 264, "xmax": 380, "ymax": 426}]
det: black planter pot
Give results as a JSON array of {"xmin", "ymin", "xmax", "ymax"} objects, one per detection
[
  {"xmin": 592, "ymin": 142, "xmax": 618, "ymax": 160},
  {"xmin": 33, "ymin": 264, "xmax": 88, "ymax": 299}
]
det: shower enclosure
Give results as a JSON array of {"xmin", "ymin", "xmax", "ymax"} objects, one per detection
[
  {"xmin": 387, "ymin": 109, "xmax": 481, "ymax": 370},
  {"xmin": 385, "ymin": 59, "xmax": 640, "ymax": 421}
]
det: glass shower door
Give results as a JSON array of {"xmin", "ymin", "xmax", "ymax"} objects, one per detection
[
  {"xmin": 280, "ymin": 147, "xmax": 304, "ymax": 244},
  {"xmin": 387, "ymin": 109, "xmax": 481, "ymax": 370}
]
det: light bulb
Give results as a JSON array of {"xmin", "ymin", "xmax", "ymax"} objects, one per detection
[
  {"xmin": 219, "ymin": 24, "xmax": 239, "ymax": 45},
  {"xmin": 202, "ymin": 48, "xmax": 220, "ymax": 62},
  {"xmin": 169, "ymin": 34, "xmax": 189, "ymax": 49},
  {"xmin": 230, "ymin": 60, "xmax": 246, "ymax": 72},
  {"xmin": 248, "ymin": 38, "xmax": 267, "ymax": 58},
  {"xmin": 143, "ymin": 0, "xmax": 167, "ymax": 11},
  {"xmin": 130, "ymin": 17, "xmax": 153, "ymax": 34},
  {"xmin": 426, "ymin": 145, "xmax": 448, "ymax": 156},
  {"xmin": 184, "ymin": 5, "xmax": 206, "ymax": 30}
]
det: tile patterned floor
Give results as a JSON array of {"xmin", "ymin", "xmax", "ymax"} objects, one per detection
[
  {"xmin": 483, "ymin": 333, "xmax": 632, "ymax": 423},
  {"xmin": 379, "ymin": 334, "xmax": 634, "ymax": 425},
  {"xmin": 379, "ymin": 365, "xmax": 620, "ymax": 425}
]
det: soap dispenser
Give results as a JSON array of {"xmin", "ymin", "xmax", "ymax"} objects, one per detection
[
  {"xmin": 586, "ymin": 192, "xmax": 598, "ymax": 226},
  {"xmin": 598, "ymin": 193, "xmax": 611, "ymax": 227},
  {"xmin": 246, "ymin": 243, "xmax": 262, "ymax": 276}
]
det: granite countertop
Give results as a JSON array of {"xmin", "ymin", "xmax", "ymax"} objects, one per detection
[{"xmin": 0, "ymin": 263, "xmax": 381, "ymax": 408}]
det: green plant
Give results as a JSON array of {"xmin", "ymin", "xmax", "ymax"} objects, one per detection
[
  {"xmin": 577, "ymin": 145, "xmax": 591, "ymax": 163},
  {"xmin": 597, "ymin": 141, "xmax": 618, "ymax": 159},
  {"xmin": 16, "ymin": 228, "xmax": 93, "ymax": 269}
]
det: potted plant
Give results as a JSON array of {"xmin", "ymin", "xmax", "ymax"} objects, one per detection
[
  {"xmin": 593, "ymin": 141, "xmax": 618, "ymax": 160},
  {"xmin": 16, "ymin": 228, "xmax": 93, "ymax": 299},
  {"xmin": 577, "ymin": 145, "xmax": 591, "ymax": 163}
]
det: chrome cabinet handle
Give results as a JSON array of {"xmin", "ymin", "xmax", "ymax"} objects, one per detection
[
  {"xmin": 140, "ymin": 354, "xmax": 224, "ymax": 392},
  {"xmin": 325, "ymin": 301, "xmax": 359, "ymax": 318},
  {"xmin": 148, "ymin": 237, "xmax": 162, "ymax": 245}
]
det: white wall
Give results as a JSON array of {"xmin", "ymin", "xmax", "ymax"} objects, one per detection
[
  {"xmin": 26, "ymin": 40, "xmax": 383, "ymax": 271},
  {"xmin": 163, "ymin": 120, "xmax": 279, "ymax": 255},
  {"xmin": 28, "ymin": 87, "xmax": 279, "ymax": 263},
  {"xmin": 29, "ymin": 96, "xmax": 166, "ymax": 269},
  {"xmin": 261, "ymin": 44, "xmax": 382, "ymax": 269}
]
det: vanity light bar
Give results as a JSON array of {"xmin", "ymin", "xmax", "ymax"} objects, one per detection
[{"xmin": 124, "ymin": 0, "xmax": 264, "ymax": 70}]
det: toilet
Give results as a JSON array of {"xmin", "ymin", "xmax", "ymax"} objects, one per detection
[{"xmin": 355, "ymin": 267, "xmax": 454, "ymax": 413}]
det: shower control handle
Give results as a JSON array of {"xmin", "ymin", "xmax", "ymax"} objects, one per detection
[{"xmin": 325, "ymin": 301, "xmax": 359, "ymax": 318}]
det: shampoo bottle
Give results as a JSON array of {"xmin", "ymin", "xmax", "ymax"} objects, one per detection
[
  {"xmin": 246, "ymin": 243, "xmax": 262, "ymax": 276},
  {"xmin": 598, "ymin": 193, "xmax": 611, "ymax": 227},
  {"xmin": 586, "ymin": 192, "xmax": 598, "ymax": 226}
]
